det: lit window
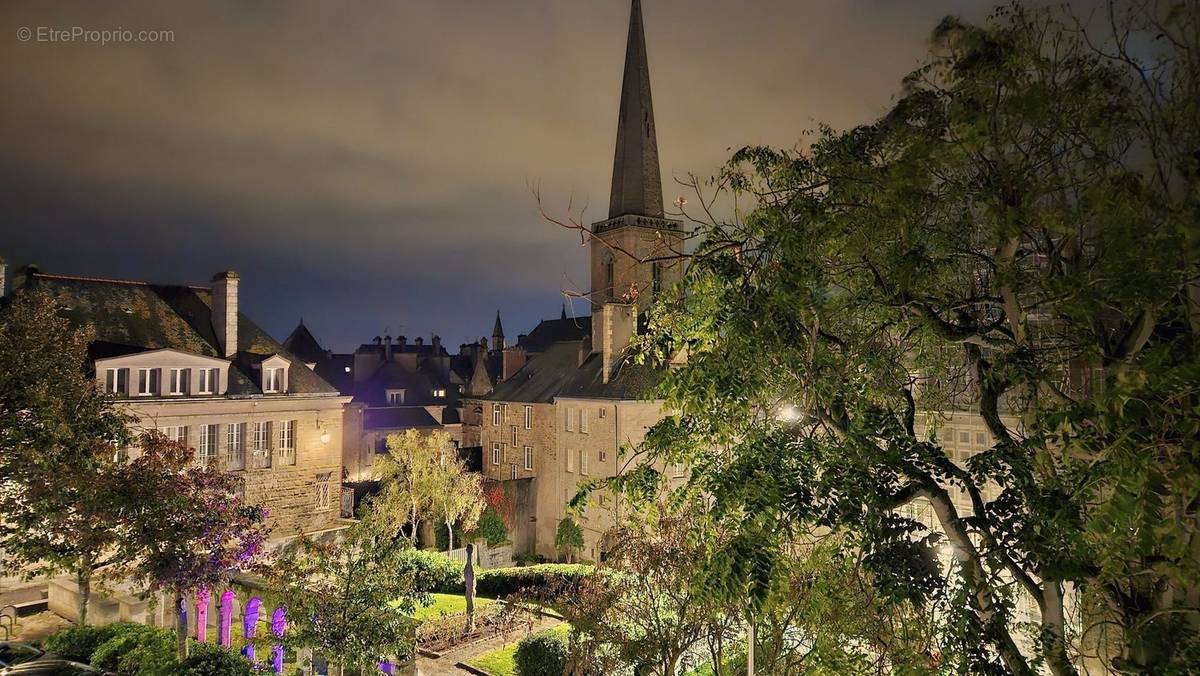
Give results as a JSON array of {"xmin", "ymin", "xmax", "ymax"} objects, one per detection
[
  {"xmin": 278, "ymin": 420, "xmax": 296, "ymax": 466},
  {"xmin": 315, "ymin": 472, "xmax": 332, "ymax": 510},
  {"xmin": 252, "ymin": 421, "xmax": 273, "ymax": 468},
  {"xmin": 168, "ymin": 368, "xmax": 188, "ymax": 395},
  {"xmin": 343, "ymin": 366, "xmax": 351, "ymax": 373},
  {"xmin": 491, "ymin": 442, "xmax": 502, "ymax": 466},
  {"xmin": 265, "ymin": 367, "xmax": 284, "ymax": 393},
  {"xmin": 524, "ymin": 405, "xmax": 533, "ymax": 429},
  {"xmin": 432, "ymin": 388, "xmax": 446, "ymax": 398},
  {"xmin": 492, "ymin": 403, "xmax": 502, "ymax": 426},
  {"xmin": 226, "ymin": 423, "xmax": 245, "ymax": 470},
  {"xmin": 136, "ymin": 368, "xmax": 159, "ymax": 396},
  {"xmin": 105, "ymin": 368, "xmax": 128, "ymax": 395},
  {"xmin": 523, "ymin": 446, "xmax": 533, "ymax": 471},
  {"xmin": 387, "ymin": 389, "xmax": 406, "ymax": 405}
]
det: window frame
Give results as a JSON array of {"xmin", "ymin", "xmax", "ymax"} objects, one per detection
[
  {"xmin": 580, "ymin": 449, "xmax": 589, "ymax": 476},
  {"xmin": 523, "ymin": 405, "xmax": 533, "ymax": 429},
  {"xmin": 492, "ymin": 403, "xmax": 502, "ymax": 426},
  {"xmin": 523, "ymin": 445, "xmax": 533, "ymax": 471},
  {"xmin": 264, "ymin": 367, "xmax": 283, "ymax": 393},
  {"xmin": 105, "ymin": 367, "xmax": 128, "ymax": 395},
  {"xmin": 168, "ymin": 368, "xmax": 188, "ymax": 395},
  {"xmin": 135, "ymin": 367, "xmax": 158, "ymax": 396},
  {"xmin": 491, "ymin": 442, "xmax": 502, "ymax": 466},
  {"xmin": 314, "ymin": 472, "xmax": 332, "ymax": 511},
  {"xmin": 198, "ymin": 424, "xmax": 219, "ymax": 467},
  {"xmin": 278, "ymin": 420, "xmax": 296, "ymax": 466},
  {"xmin": 198, "ymin": 368, "xmax": 217, "ymax": 395},
  {"xmin": 226, "ymin": 423, "xmax": 245, "ymax": 470}
]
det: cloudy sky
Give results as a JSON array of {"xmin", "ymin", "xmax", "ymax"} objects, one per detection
[{"xmin": 3, "ymin": 0, "xmax": 1022, "ymax": 351}]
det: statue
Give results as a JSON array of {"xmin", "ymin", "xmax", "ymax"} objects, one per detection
[{"xmin": 465, "ymin": 542, "xmax": 477, "ymax": 632}]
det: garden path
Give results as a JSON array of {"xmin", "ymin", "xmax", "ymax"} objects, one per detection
[{"xmin": 415, "ymin": 616, "xmax": 562, "ymax": 676}]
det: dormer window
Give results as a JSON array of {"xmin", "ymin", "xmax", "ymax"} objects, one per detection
[
  {"xmin": 136, "ymin": 368, "xmax": 160, "ymax": 396},
  {"xmin": 265, "ymin": 367, "xmax": 284, "ymax": 393},
  {"xmin": 387, "ymin": 389, "xmax": 406, "ymax": 405},
  {"xmin": 432, "ymin": 388, "xmax": 446, "ymax": 398},
  {"xmin": 198, "ymin": 367, "xmax": 218, "ymax": 394},
  {"xmin": 168, "ymin": 368, "xmax": 189, "ymax": 395},
  {"xmin": 105, "ymin": 368, "xmax": 129, "ymax": 395}
]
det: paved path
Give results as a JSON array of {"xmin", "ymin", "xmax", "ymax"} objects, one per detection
[{"xmin": 416, "ymin": 616, "xmax": 562, "ymax": 676}]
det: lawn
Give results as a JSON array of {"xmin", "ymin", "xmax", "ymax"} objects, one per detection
[
  {"xmin": 464, "ymin": 622, "xmax": 569, "ymax": 676},
  {"xmin": 411, "ymin": 592, "xmax": 494, "ymax": 622}
]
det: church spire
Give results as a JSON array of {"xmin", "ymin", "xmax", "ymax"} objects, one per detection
[
  {"xmin": 492, "ymin": 310, "xmax": 505, "ymax": 350},
  {"xmin": 608, "ymin": 0, "xmax": 663, "ymax": 220}
]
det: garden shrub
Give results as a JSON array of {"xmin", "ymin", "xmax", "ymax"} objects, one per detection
[
  {"xmin": 89, "ymin": 623, "xmax": 175, "ymax": 675},
  {"xmin": 395, "ymin": 549, "xmax": 461, "ymax": 592},
  {"xmin": 438, "ymin": 563, "xmax": 592, "ymax": 597},
  {"xmin": 474, "ymin": 509, "xmax": 509, "ymax": 547},
  {"xmin": 176, "ymin": 642, "xmax": 254, "ymax": 675},
  {"xmin": 514, "ymin": 629, "xmax": 569, "ymax": 676},
  {"xmin": 43, "ymin": 622, "xmax": 140, "ymax": 663}
]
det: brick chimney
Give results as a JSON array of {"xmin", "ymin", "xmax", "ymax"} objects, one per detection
[
  {"xmin": 397, "ymin": 335, "xmax": 407, "ymax": 350},
  {"xmin": 502, "ymin": 346, "xmax": 527, "ymax": 381},
  {"xmin": 384, "ymin": 335, "xmax": 393, "ymax": 361},
  {"xmin": 592, "ymin": 302, "xmax": 636, "ymax": 384},
  {"xmin": 432, "ymin": 335, "xmax": 442, "ymax": 353},
  {"xmin": 211, "ymin": 270, "xmax": 239, "ymax": 358}
]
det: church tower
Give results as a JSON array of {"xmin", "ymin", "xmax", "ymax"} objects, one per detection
[{"xmin": 590, "ymin": 0, "xmax": 685, "ymax": 310}]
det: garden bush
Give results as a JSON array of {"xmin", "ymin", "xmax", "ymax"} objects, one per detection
[
  {"xmin": 175, "ymin": 642, "xmax": 254, "ymax": 675},
  {"xmin": 514, "ymin": 629, "xmax": 569, "ymax": 676},
  {"xmin": 438, "ymin": 563, "xmax": 592, "ymax": 598},
  {"xmin": 43, "ymin": 622, "xmax": 141, "ymax": 663},
  {"xmin": 89, "ymin": 623, "xmax": 175, "ymax": 675},
  {"xmin": 395, "ymin": 549, "xmax": 461, "ymax": 592}
]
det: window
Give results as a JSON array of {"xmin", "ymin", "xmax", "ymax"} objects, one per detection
[
  {"xmin": 492, "ymin": 403, "xmax": 502, "ymax": 425},
  {"xmin": 136, "ymin": 368, "xmax": 159, "ymax": 396},
  {"xmin": 673, "ymin": 462, "xmax": 686, "ymax": 478},
  {"xmin": 432, "ymin": 388, "xmax": 446, "ymax": 398},
  {"xmin": 168, "ymin": 368, "xmax": 188, "ymax": 395},
  {"xmin": 314, "ymin": 472, "xmax": 332, "ymax": 510},
  {"xmin": 599, "ymin": 449, "xmax": 607, "ymax": 462},
  {"xmin": 523, "ymin": 446, "xmax": 533, "ymax": 470},
  {"xmin": 580, "ymin": 449, "xmax": 589, "ymax": 476},
  {"xmin": 604, "ymin": 257, "xmax": 614, "ymax": 299},
  {"xmin": 198, "ymin": 424, "xmax": 219, "ymax": 467},
  {"xmin": 599, "ymin": 407, "xmax": 607, "ymax": 419},
  {"xmin": 226, "ymin": 423, "xmax": 245, "ymax": 470},
  {"xmin": 278, "ymin": 420, "xmax": 296, "ymax": 466},
  {"xmin": 523, "ymin": 405, "xmax": 533, "ymax": 429},
  {"xmin": 387, "ymin": 389, "xmax": 405, "ymax": 405},
  {"xmin": 105, "ymin": 368, "xmax": 128, "ymax": 395},
  {"xmin": 511, "ymin": 426, "xmax": 518, "ymax": 446},
  {"xmin": 510, "ymin": 464, "xmax": 518, "ymax": 480},
  {"xmin": 652, "ymin": 262, "xmax": 663, "ymax": 295},
  {"xmin": 491, "ymin": 442, "xmax": 502, "ymax": 466},
  {"xmin": 264, "ymin": 367, "xmax": 284, "ymax": 393},
  {"xmin": 252, "ymin": 421, "xmax": 273, "ymax": 468},
  {"xmin": 580, "ymin": 409, "xmax": 589, "ymax": 434},
  {"xmin": 167, "ymin": 426, "xmax": 189, "ymax": 446},
  {"xmin": 566, "ymin": 448, "xmax": 575, "ymax": 473},
  {"xmin": 564, "ymin": 407, "xmax": 575, "ymax": 432},
  {"xmin": 198, "ymin": 368, "xmax": 218, "ymax": 394}
]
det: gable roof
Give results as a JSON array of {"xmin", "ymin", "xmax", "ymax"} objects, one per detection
[
  {"xmin": 483, "ymin": 337, "xmax": 665, "ymax": 404},
  {"xmin": 282, "ymin": 321, "xmax": 327, "ymax": 364},
  {"xmin": 517, "ymin": 315, "xmax": 592, "ymax": 353},
  {"xmin": 22, "ymin": 272, "xmax": 339, "ymax": 396}
]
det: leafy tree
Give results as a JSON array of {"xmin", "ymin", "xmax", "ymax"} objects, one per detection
[
  {"xmin": 597, "ymin": 2, "xmax": 1199, "ymax": 673},
  {"xmin": 269, "ymin": 508, "xmax": 427, "ymax": 671},
  {"xmin": 372, "ymin": 429, "xmax": 457, "ymax": 545},
  {"xmin": 555, "ymin": 517, "xmax": 585, "ymax": 563},
  {"xmin": 471, "ymin": 483, "xmax": 512, "ymax": 547},
  {"xmin": 432, "ymin": 448, "xmax": 484, "ymax": 552}
]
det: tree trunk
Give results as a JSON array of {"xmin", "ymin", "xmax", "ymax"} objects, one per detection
[
  {"xmin": 175, "ymin": 590, "xmax": 188, "ymax": 661},
  {"xmin": 410, "ymin": 501, "xmax": 419, "ymax": 544},
  {"xmin": 446, "ymin": 519, "xmax": 454, "ymax": 552},
  {"xmin": 76, "ymin": 568, "xmax": 91, "ymax": 626}
]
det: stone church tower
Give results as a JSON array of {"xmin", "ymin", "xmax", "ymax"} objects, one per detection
[{"xmin": 590, "ymin": 0, "xmax": 685, "ymax": 310}]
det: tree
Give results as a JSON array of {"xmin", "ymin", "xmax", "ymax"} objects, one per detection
[
  {"xmin": 555, "ymin": 517, "xmax": 584, "ymax": 564},
  {"xmin": 601, "ymin": 2, "xmax": 1198, "ymax": 673},
  {"xmin": 471, "ymin": 483, "xmax": 512, "ymax": 547},
  {"xmin": 432, "ymin": 449, "xmax": 484, "ymax": 552},
  {"xmin": 270, "ymin": 505, "xmax": 427, "ymax": 671},
  {"xmin": 372, "ymin": 429, "xmax": 456, "ymax": 546}
]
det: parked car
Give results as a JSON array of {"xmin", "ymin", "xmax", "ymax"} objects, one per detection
[{"xmin": 0, "ymin": 643, "xmax": 111, "ymax": 675}]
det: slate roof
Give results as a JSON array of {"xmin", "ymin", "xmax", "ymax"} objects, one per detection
[
  {"xmin": 22, "ymin": 272, "xmax": 339, "ymax": 396},
  {"xmin": 484, "ymin": 338, "xmax": 664, "ymax": 403},
  {"xmin": 517, "ymin": 315, "xmax": 592, "ymax": 353},
  {"xmin": 363, "ymin": 406, "xmax": 441, "ymax": 431},
  {"xmin": 282, "ymin": 321, "xmax": 327, "ymax": 364}
]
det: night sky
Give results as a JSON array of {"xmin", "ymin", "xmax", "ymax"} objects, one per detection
[{"xmin": 3, "ymin": 0, "xmax": 1025, "ymax": 351}]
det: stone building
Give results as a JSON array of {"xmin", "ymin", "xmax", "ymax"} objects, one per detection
[
  {"xmin": 8, "ymin": 266, "xmax": 354, "ymax": 541},
  {"xmin": 463, "ymin": 0, "xmax": 687, "ymax": 561}
]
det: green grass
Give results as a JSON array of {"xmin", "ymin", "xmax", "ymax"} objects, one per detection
[
  {"xmin": 410, "ymin": 593, "xmax": 494, "ymax": 622},
  {"xmin": 464, "ymin": 623, "xmax": 569, "ymax": 676}
]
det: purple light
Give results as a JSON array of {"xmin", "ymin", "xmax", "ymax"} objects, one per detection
[
  {"xmin": 271, "ymin": 607, "xmax": 286, "ymax": 674},
  {"xmin": 218, "ymin": 590, "xmax": 235, "ymax": 647},
  {"xmin": 241, "ymin": 596, "xmax": 261, "ymax": 663},
  {"xmin": 195, "ymin": 587, "xmax": 211, "ymax": 643}
]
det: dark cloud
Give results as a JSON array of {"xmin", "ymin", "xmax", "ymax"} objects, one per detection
[{"xmin": 2, "ymin": 0, "xmax": 1023, "ymax": 350}]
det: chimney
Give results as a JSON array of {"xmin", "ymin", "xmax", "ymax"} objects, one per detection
[
  {"xmin": 592, "ymin": 302, "xmax": 636, "ymax": 383},
  {"xmin": 397, "ymin": 335, "xmax": 407, "ymax": 350},
  {"xmin": 384, "ymin": 335, "xmax": 393, "ymax": 361},
  {"xmin": 415, "ymin": 336, "xmax": 424, "ymax": 347},
  {"xmin": 432, "ymin": 335, "xmax": 442, "ymax": 352},
  {"xmin": 502, "ymin": 346, "xmax": 527, "ymax": 381},
  {"xmin": 211, "ymin": 270, "xmax": 239, "ymax": 358},
  {"xmin": 374, "ymin": 336, "xmax": 382, "ymax": 345},
  {"xmin": 578, "ymin": 335, "xmax": 592, "ymax": 367}
]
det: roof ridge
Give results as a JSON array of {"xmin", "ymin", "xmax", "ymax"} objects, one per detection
[{"xmin": 33, "ymin": 272, "xmax": 209, "ymax": 290}]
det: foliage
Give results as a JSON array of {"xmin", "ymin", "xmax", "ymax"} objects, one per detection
[
  {"xmin": 395, "ymin": 549, "xmax": 462, "ymax": 593},
  {"xmin": 372, "ymin": 429, "xmax": 460, "ymax": 545},
  {"xmin": 611, "ymin": 1, "xmax": 1200, "ymax": 674},
  {"xmin": 175, "ymin": 642, "xmax": 254, "ymax": 675},
  {"xmin": 475, "ymin": 509, "xmax": 509, "ymax": 547},
  {"xmin": 438, "ymin": 564, "xmax": 592, "ymax": 598},
  {"xmin": 88, "ymin": 623, "xmax": 175, "ymax": 675},
  {"xmin": 269, "ymin": 508, "xmax": 426, "ymax": 670},
  {"xmin": 554, "ymin": 518, "xmax": 585, "ymax": 563},
  {"xmin": 514, "ymin": 628, "xmax": 571, "ymax": 676},
  {"xmin": 43, "ymin": 622, "xmax": 140, "ymax": 663},
  {"xmin": 432, "ymin": 449, "xmax": 485, "ymax": 552}
]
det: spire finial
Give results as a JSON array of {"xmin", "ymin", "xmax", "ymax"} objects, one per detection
[{"xmin": 608, "ymin": 0, "xmax": 663, "ymax": 220}]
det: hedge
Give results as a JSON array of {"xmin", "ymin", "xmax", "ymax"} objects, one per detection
[
  {"xmin": 43, "ymin": 622, "xmax": 142, "ymax": 663},
  {"xmin": 439, "ymin": 563, "xmax": 592, "ymax": 598},
  {"xmin": 89, "ymin": 623, "xmax": 176, "ymax": 675},
  {"xmin": 513, "ymin": 629, "xmax": 570, "ymax": 676},
  {"xmin": 175, "ymin": 642, "xmax": 255, "ymax": 675}
]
